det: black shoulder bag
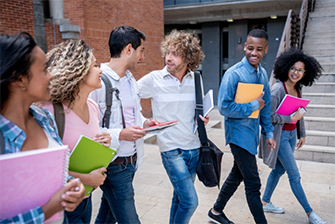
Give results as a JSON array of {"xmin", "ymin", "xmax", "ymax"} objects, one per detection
[{"xmin": 194, "ymin": 71, "xmax": 224, "ymax": 188}]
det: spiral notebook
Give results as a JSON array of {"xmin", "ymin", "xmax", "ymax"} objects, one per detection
[
  {"xmin": 69, "ymin": 135, "xmax": 117, "ymax": 196},
  {"xmin": 0, "ymin": 146, "xmax": 69, "ymax": 222}
]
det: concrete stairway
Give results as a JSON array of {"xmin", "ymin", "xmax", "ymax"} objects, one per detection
[{"xmin": 298, "ymin": 0, "xmax": 335, "ymax": 163}]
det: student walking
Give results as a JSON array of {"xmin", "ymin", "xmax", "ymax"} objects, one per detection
[
  {"xmin": 0, "ymin": 33, "xmax": 85, "ymax": 224},
  {"xmin": 208, "ymin": 29, "xmax": 275, "ymax": 224},
  {"xmin": 259, "ymin": 48, "xmax": 326, "ymax": 224},
  {"xmin": 42, "ymin": 39, "xmax": 111, "ymax": 223},
  {"xmin": 138, "ymin": 30, "xmax": 208, "ymax": 224}
]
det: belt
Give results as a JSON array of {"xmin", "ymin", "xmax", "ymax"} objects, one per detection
[{"xmin": 111, "ymin": 153, "xmax": 137, "ymax": 165}]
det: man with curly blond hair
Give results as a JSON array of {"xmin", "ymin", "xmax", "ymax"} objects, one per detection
[{"xmin": 137, "ymin": 30, "xmax": 208, "ymax": 224}]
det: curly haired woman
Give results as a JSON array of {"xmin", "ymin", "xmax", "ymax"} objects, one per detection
[
  {"xmin": 41, "ymin": 40, "xmax": 111, "ymax": 223},
  {"xmin": 259, "ymin": 48, "xmax": 326, "ymax": 224}
]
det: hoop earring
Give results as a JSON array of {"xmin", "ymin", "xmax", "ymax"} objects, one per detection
[{"xmin": 21, "ymin": 86, "xmax": 26, "ymax": 91}]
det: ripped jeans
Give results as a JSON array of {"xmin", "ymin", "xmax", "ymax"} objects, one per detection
[{"xmin": 161, "ymin": 148, "xmax": 200, "ymax": 224}]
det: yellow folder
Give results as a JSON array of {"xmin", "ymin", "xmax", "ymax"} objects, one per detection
[{"xmin": 234, "ymin": 82, "xmax": 264, "ymax": 118}]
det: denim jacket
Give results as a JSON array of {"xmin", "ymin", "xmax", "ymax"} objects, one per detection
[
  {"xmin": 218, "ymin": 57, "xmax": 274, "ymax": 155},
  {"xmin": 89, "ymin": 63, "xmax": 146, "ymax": 167}
]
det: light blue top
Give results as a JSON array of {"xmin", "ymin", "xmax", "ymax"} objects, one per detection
[{"xmin": 218, "ymin": 57, "xmax": 274, "ymax": 155}]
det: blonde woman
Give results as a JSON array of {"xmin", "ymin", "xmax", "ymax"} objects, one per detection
[{"xmin": 41, "ymin": 40, "xmax": 111, "ymax": 223}]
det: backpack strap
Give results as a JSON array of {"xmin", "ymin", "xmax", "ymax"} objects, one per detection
[
  {"xmin": 101, "ymin": 72, "xmax": 113, "ymax": 129},
  {"xmin": 53, "ymin": 102, "xmax": 65, "ymax": 140},
  {"xmin": 0, "ymin": 130, "xmax": 5, "ymax": 154}
]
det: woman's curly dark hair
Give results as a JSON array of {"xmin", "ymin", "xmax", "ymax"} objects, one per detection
[{"xmin": 273, "ymin": 48, "xmax": 323, "ymax": 89}]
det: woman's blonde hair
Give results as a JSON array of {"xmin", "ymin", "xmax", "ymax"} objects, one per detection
[
  {"xmin": 47, "ymin": 39, "xmax": 93, "ymax": 109},
  {"xmin": 161, "ymin": 30, "xmax": 205, "ymax": 72}
]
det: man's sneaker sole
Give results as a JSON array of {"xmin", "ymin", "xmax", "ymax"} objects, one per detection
[
  {"xmin": 263, "ymin": 209, "xmax": 285, "ymax": 214},
  {"xmin": 208, "ymin": 215, "xmax": 222, "ymax": 224}
]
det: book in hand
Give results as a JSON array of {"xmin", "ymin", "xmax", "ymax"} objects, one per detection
[
  {"xmin": 69, "ymin": 135, "xmax": 117, "ymax": 196},
  {"xmin": 143, "ymin": 120, "xmax": 179, "ymax": 132},
  {"xmin": 276, "ymin": 94, "xmax": 310, "ymax": 124},
  {"xmin": 203, "ymin": 89, "xmax": 214, "ymax": 117},
  {"xmin": 0, "ymin": 146, "xmax": 69, "ymax": 222},
  {"xmin": 234, "ymin": 82, "xmax": 264, "ymax": 118}
]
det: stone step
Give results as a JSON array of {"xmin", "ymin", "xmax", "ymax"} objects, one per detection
[
  {"xmin": 317, "ymin": 74, "xmax": 335, "ymax": 82},
  {"xmin": 309, "ymin": 10, "xmax": 335, "ymax": 18},
  {"xmin": 314, "ymin": 2, "xmax": 335, "ymax": 8},
  {"xmin": 321, "ymin": 64, "xmax": 335, "ymax": 73},
  {"xmin": 305, "ymin": 130, "xmax": 335, "ymax": 147},
  {"xmin": 304, "ymin": 93, "xmax": 335, "ymax": 104},
  {"xmin": 304, "ymin": 116, "xmax": 335, "ymax": 131},
  {"xmin": 304, "ymin": 49, "xmax": 335, "ymax": 56},
  {"xmin": 306, "ymin": 104, "xmax": 335, "ymax": 118},
  {"xmin": 294, "ymin": 144, "xmax": 335, "ymax": 163},
  {"xmin": 304, "ymin": 30, "xmax": 334, "ymax": 38},
  {"xmin": 302, "ymin": 82, "xmax": 335, "ymax": 93},
  {"xmin": 304, "ymin": 56, "xmax": 335, "ymax": 65},
  {"xmin": 304, "ymin": 37, "xmax": 335, "ymax": 45},
  {"xmin": 303, "ymin": 44, "xmax": 335, "ymax": 51}
]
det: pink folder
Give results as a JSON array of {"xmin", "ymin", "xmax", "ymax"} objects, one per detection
[
  {"xmin": 0, "ymin": 146, "xmax": 69, "ymax": 222},
  {"xmin": 276, "ymin": 94, "xmax": 310, "ymax": 124}
]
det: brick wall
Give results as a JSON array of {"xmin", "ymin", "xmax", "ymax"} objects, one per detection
[
  {"xmin": 0, "ymin": 0, "xmax": 35, "ymax": 35},
  {"xmin": 63, "ymin": 0, "xmax": 165, "ymax": 117},
  {"xmin": 44, "ymin": 23, "xmax": 63, "ymax": 52}
]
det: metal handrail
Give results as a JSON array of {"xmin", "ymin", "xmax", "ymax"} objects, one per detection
[{"xmin": 269, "ymin": 0, "xmax": 315, "ymax": 86}]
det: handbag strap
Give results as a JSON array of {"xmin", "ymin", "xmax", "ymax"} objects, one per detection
[{"xmin": 194, "ymin": 71, "xmax": 209, "ymax": 146}]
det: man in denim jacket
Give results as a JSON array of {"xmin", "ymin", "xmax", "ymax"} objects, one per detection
[
  {"xmin": 90, "ymin": 25, "xmax": 155, "ymax": 224},
  {"xmin": 208, "ymin": 29, "xmax": 276, "ymax": 224}
]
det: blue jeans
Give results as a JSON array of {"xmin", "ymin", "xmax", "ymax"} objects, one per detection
[
  {"xmin": 95, "ymin": 161, "xmax": 140, "ymax": 224},
  {"xmin": 262, "ymin": 129, "xmax": 312, "ymax": 213},
  {"xmin": 214, "ymin": 144, "xmax": 267, "ymax": 224},
  {"xmin": 64, "ymin": 195, "xmax": 92, "ymax": 224},
  {"xmin": 161, "ymin": 148, "xmax": 199, "ymax": 224}
]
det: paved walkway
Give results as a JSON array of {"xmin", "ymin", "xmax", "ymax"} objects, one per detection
[{"xmin": 90, "ymin": 109, "xmax": 335, "ymax": 224}]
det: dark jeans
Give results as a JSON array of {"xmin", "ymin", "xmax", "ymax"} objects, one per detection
[
  {"xmin": 95, "ymin": 160, "xmax": 140, "ymax": 224},
  {"xmin": 213, "ymin": 144, "xmax": 267, "ymax": 224},
  {"xmin": 64, "ymin": 195, "xmax": 92, "ymax": 224}
]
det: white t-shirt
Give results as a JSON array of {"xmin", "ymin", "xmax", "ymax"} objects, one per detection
[{"xmin": 119, "ymin": 76, "xmax": 136, "ymax": 156}]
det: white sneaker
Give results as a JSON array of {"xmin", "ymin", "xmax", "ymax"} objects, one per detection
[
  {"xmin": 262, "ymin": 202, "xmax": 285, "ymax": 214},
  {"xmin": 309, "ymin": 211, "xmax": 326, "ymax": 224}
]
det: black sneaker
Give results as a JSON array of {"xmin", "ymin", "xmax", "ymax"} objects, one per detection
[{"xmin": 208, "ymin": 209, "xmax": 234, "ymax": 224}]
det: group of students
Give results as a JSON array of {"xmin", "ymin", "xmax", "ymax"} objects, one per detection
[{"xmin": 0, "ymin": 25, "xmax": 326, "ymax": 224}]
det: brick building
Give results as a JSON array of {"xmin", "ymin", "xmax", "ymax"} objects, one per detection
[{"xmin": 0, "ymin": 0, "xmax": 165, "ymax": 117}]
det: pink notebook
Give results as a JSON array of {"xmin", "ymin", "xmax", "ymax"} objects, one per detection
[
  {"xmin": 276, "ymin": 94, "xmax": 310, "ymax": 124},
  {"xmin": 0, "ymin": 146, "xmax": 69, "ymax": 222}
]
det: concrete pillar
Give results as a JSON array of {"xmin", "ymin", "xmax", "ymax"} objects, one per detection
[
  {"xmin": 201, "ymin": 22, "xmax": 221, "ymax": 104},
  {"xmin": 33, "ymin": 0, "xmax": 47, "ymax": 53},
  {"xmin": 49, "ymin": 0, "xmax": 65, "ymax": 23}
]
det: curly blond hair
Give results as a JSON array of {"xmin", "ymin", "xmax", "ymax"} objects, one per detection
[
  {"xmin": 161, "ymin": 30, "xmax": 205, "ymax": 72},
  {"xmin": 47, "ymin": 39, "xmax": 93, "ymax": 109}
]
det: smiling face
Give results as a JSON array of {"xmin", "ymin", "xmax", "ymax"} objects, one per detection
[
  {"xmin": 82, "ymin": 55, "xmax": 102, "ymax": 91},
  {"xmin": 287, "ymin": 61, "xmax": 305, "ymax": 85},
  {"xmin": 22, "ymin": 46, "xmax": 52, "ymax": 102},
  {"xmin": 128, "ymin": 39, "xmax": 145, "ymax": 71},
  {"xmin": 165, "ymin": 48, "xmax": 188, "ymax": 75},
  {"xmin": 244, "ymin": 36, "xmax": 269, "ymax": 69}
]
